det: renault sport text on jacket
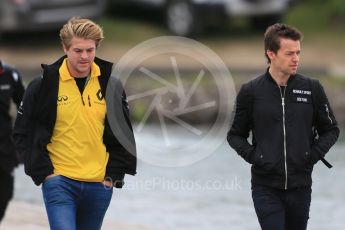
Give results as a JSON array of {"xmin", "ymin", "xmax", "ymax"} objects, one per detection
[{"xmin": 227, "ymin": 70, "xmax": 339, "ymax": 189}]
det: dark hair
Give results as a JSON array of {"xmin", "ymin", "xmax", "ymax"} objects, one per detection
[{"xmin": 264, "ymin": 23, "xmax": 303, "ymax": 63}]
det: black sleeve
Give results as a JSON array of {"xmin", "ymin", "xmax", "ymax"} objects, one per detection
[
  {"xmin": 227, "ymin": 82, "xmax": 255, "ymax": 164},
  {"xmin": 13, "ymin": 78, "xmax": 41, "ymax": 157},
  {"xmin": 10, "ymin": 68, "xmax": 25, "ymax": 108},
  {"xmin": 104, "ymin": 83, "xmax": 137, "ymax": 188},
  {"xmin": 103, "ymin": 119, "xmax": 127, "ymax": 188},
  {"xmin": 310, "ymin": 80, "xmax": 339, "ymax": 163}
]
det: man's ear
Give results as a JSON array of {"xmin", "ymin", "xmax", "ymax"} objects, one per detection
[
  {"xmin": 63, "ymin": 44, "xmax": 68, "ymax": 54},
  {"xmin": 266, "ymin": 50, "xmax": 275, "ymax": 61}
]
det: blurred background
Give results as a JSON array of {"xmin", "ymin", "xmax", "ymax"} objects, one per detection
[{"xmin": 1, "ymin": 0, "xmax": 345, "ymax": 229}]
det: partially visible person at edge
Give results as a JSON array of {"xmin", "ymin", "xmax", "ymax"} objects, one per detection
[
  {"xmin": 227, "ymin": 23, "xmax": 339, "ymax": 230},
  {"xmin": 13, "ymin": 18, "xmax": 137, "ymax": 230},
  {"xmin": 0, "ymin": 60, "xmax": 25, "ymax": 223}
]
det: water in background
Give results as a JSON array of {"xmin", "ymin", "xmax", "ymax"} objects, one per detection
[{"xmin": 14, "ymin": 130, "xmax": 345, "ymax": 230}]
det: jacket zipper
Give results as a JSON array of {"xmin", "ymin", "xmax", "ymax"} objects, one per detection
[
  {"xmin": 325, "ymin": 104, "xmax": 333, "ymax": 124},
  {"xmin": 278, "ymin": 85, "xmax": 288, "ymax": 190}
]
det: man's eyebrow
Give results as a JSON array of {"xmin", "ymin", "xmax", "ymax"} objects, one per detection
[
  {"xmin": 73, "ymin": 47, "xmax": 95, "ymax": 50},
  {"xmin": 285, "ymin": 50, "xmax": 300, "ymax": 53}
]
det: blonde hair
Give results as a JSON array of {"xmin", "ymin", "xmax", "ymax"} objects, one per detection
[{"xmin": 60, "ymin": 17, "xmax": 104, "ymax": 49}]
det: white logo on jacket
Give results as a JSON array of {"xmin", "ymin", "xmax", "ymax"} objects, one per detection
[
  {"xmin": 292, "ymin": 89, "xmax": 311, "ymax": 95},
  {"xmin": 297, "ymin": 97, "xmax": 308, "ymax": 102},
  {"xmin": 0, "ymin": 84, "xmax": 11, "ymax": 90}
]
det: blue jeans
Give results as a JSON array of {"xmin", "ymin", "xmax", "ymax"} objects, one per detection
[
  {"xmin": 42, "ymin": 175, "xmax": 113, "ymax": 230},
  {"xmin": 252, "ymin": 184, "xmax": 311, "ymax": 230}
]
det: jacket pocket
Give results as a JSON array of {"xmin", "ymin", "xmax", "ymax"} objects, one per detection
[
  {"xmin": 303, "ymin": 150, "xmax": 312, "ymax": 166},
  {"xmin": 252, "ymin": 150, "xmax": 265, "ymax": 168},
  {"xmin": 291, "ymin": 149, "xmax": 313, "ymax": 173},
  {"xmin": 252, "ymin": 148, "xmax": 284, "ymax": 174}
]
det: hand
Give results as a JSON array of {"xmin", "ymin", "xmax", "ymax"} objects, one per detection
[
  {"xmin": 309, "ymin": 151, "xmax": 321, "ymax": 165},
  {"xmin": 15, "ymin": 151, "xmax": 24, "ymax": 164},
  {"xmin": 103, "ymin": 180, "xmax": 113, "ymax": 187}
]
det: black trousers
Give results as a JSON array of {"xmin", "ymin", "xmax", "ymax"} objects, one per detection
[
  {"xmin": 0, "ymin": 168, "xmax": 13, "ymax": 222},
  {"xmin": 252, "ymin": 184, "xmax": 311, "ymax": 230}
]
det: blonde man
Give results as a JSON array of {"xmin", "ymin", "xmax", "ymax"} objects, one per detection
[{"xmin": 13, "ymin": 18, "xmax": 136, "ymax": 230}]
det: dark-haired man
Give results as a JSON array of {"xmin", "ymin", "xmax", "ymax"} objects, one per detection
[{"xmin": 227, "ymin": 23, "xmax": 339, "ymax": 230}]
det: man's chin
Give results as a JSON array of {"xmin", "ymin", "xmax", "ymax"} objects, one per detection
[
  {"xmin": 77, "ymin": 66, "xmax": 91, "ymax": 74},
  {"xmin": 290, "ymin": 69, "xmax": 298, "ymax": 75}
]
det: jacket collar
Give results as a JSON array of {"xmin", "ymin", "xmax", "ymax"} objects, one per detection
[{"xmin": 265, "ymin": 67, "xmax": 296, "ymax": 86}]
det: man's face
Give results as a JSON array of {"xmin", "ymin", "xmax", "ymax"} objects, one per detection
[
  {"xmin": 63, "ymin": 37, "xmax": 96, "ymax": 77},
  {"xmin": 268, "ymin": 38, "xmax": 300, "ymax": 76}
]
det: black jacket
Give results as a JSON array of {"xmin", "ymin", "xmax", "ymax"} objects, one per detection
[
  {"xmin": 13, "ymin": 56, "xmax": 137, "ymax": 187},
  {"xmin": 227, "ymin": 70, "xmax": 339, "ymax": 189},
  {"xmin": 0, "ymin": 61, "xmax": 24, "ymax": 172}
]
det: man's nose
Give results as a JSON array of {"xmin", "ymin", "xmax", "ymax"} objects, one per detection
[{"xmin": 81, "ymin": 50, "xmax": 88, "ymax": 59}]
